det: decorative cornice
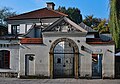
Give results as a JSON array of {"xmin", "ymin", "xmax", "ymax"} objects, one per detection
[{"xmin": 43, "ymin": 32, "xmax": 87, "ymax": 37}]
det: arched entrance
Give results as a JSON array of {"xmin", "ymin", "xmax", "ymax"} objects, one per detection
[{"xmin": 49, "ymin": 38, "xmax": 79, "ymax": 78}]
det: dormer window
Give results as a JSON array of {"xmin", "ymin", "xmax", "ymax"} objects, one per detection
[{"xmin": 11, "ymin": 25, "xmax": 20, "ymax": 35}]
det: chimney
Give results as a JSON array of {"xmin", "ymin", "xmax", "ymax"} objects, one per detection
[{"xmin": 46, "ymin": 2, "xmax": 55, "ymax": 10}]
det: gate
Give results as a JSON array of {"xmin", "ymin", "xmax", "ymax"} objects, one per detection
[
  {"xmin": 49, "ymin": 38, "xmax": 79, "ymax": 79},
  {"xmin": 54, "ymin": 41, "xmax": 74, "ymax": 77},
  {"xmin": 92, "ymin": 54, "xmax": 102, "ymax": 78}
]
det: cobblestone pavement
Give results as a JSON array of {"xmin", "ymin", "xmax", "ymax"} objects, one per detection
[{"xmin": 0, "ymin": 78, "xmax": 120, "ymax": 84}]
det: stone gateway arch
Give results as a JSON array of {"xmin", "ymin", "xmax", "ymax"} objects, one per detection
[{"xmin": 49, "ymin": 38, "xmax": 79, "ymax": 78}]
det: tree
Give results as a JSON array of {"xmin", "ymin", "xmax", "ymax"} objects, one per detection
[
  {"xmin": 109, "ymin": 0, "xmax": 120, "ymax": 49},
  {"xmin": 56, "ymin": 6, "xmax": 82, "ymax": 24},
  {"xmin": 83, "ymin": 15, "xmax": 109, "ymax": 33},
  {"xmin": 0, "ymin": 7, "xmax": 16, "ymax": 26},
  {"xmin": 83, "ymin": 15, "xmax": 101, "ymax": 27},
  {"xmin": 94, "ymin": 19, "xmax": 109, "ymax": 33}
]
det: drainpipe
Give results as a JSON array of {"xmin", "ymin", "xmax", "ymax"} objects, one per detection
[{"xmin": 17, "ymin": 42, "xmax": 21, "ymax": 78}]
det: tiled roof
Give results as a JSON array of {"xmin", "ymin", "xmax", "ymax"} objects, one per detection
[
  {"xmin": 87, "ymin": 41, "xmax": 114, "ymax": 44},
  {"xmin": 20, "ymin": 38, "xmax": 43, "ymax": 44},
  {"xmin": 6, "ymin": 8, "xmax": 68, "ymax": 20},
  {"xmin": 79, "ymin": 22, "xmax": 97, "ymax": 32},
  {"xmin": 86, "ymin": 38, "xmax": 114, "ymax": 45}
]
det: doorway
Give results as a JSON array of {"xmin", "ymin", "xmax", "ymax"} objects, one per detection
[
  {"xmin": 49, "ymin": 38, "xmax": 79, "ymax": 78},
  {"xmin": 53, "ymin": 41, "xmax": 74, "ymax": 77},
  {"xmin": 25, "ymin": 54, "xmax": 35, "ymax": 76},
  {"xmin": 92, "ymin": 54, "xmax": 102, "ymax": 78}
]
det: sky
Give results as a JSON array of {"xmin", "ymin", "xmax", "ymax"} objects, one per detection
[{"xmin": 0, "ymin": 0, "xmax": 109, "ymax": 19}]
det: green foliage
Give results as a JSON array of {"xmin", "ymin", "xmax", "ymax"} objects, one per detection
[
  {"xmin": 83, "ymin": 15, "xmax": 100, "ymax": 27},
  {"xmin": 0, "ymin": 7, "xmax": 16, "ymax": 25},
  {"xmin": 96, "ymin": 19, "xmax": 109, "ymax": 33},
  {"xmin": 83, "ymin": 15, "xmax": 109, "ymax": 33},
  {"xmin": 109, "ymin": 0, "xmax": 120, "ymax": 49},
  {"xmin": 56, "ymin": 6, "xmax": 82, "ymax": 24}
]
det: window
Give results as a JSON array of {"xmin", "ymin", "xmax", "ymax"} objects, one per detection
[
  {"xmin": 0, "ymin": 50, "xmax": 10, "ymax": 69},
  {"xmin": 57, "ymin": 58, "xmax": 61, "ymax": 63},
  {"xmin": 11, "ymin": 25, "xmax": 20, "ymax": 35},
  {"xmin": 81, "ymin": 46, "xmax": 85, "ymax": 50}
]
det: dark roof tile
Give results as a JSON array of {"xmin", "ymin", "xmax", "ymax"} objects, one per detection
[{"xmin": 79, "ymin": 22, "xmax": 97, "ymax": 32}]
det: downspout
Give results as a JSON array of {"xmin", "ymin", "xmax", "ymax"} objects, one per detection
[{"xmin": 17, "ymin": 41, "xmax": 21, "ymax": 78}]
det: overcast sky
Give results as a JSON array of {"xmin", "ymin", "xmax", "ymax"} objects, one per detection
[{"xmin": 0, "ymin": 0, "xmax": 109, "ymax": 19}]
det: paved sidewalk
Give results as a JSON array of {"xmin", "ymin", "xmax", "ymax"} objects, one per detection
[{"xmin": 0, "ymin": 78, "xmax": 120, "ymax": 84}]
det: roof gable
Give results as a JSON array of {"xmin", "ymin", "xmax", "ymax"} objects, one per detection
[
  {"xmin": 43, "ymin": 17, "xmax": 87, "ymax": 32},
  {"xmin": 7, "ymin": 8, "xmax": 68, "ymax": 20}
]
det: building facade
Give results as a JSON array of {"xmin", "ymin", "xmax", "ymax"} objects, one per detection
[{"xmin": 0, "ymin": 2, "xmax": 115, "ymax": 79}]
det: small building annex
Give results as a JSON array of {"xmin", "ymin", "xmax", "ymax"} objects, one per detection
[{"xmin": 0, "ymin": 2, "xmax": 115, "ymax": 79}]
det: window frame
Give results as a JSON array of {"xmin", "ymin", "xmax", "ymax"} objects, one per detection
[{"xmin": 11, "ymin": 25, "xmax": 20, "ymax": 35}]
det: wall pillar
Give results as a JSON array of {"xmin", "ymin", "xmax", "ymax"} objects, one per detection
[
  {"xmin": 75, "ymin": 53, "xmax": 79, "ymax": 79},
  {"xmin": 50, "ymin": 53, "xmax": 53, "ymax": 79}
]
